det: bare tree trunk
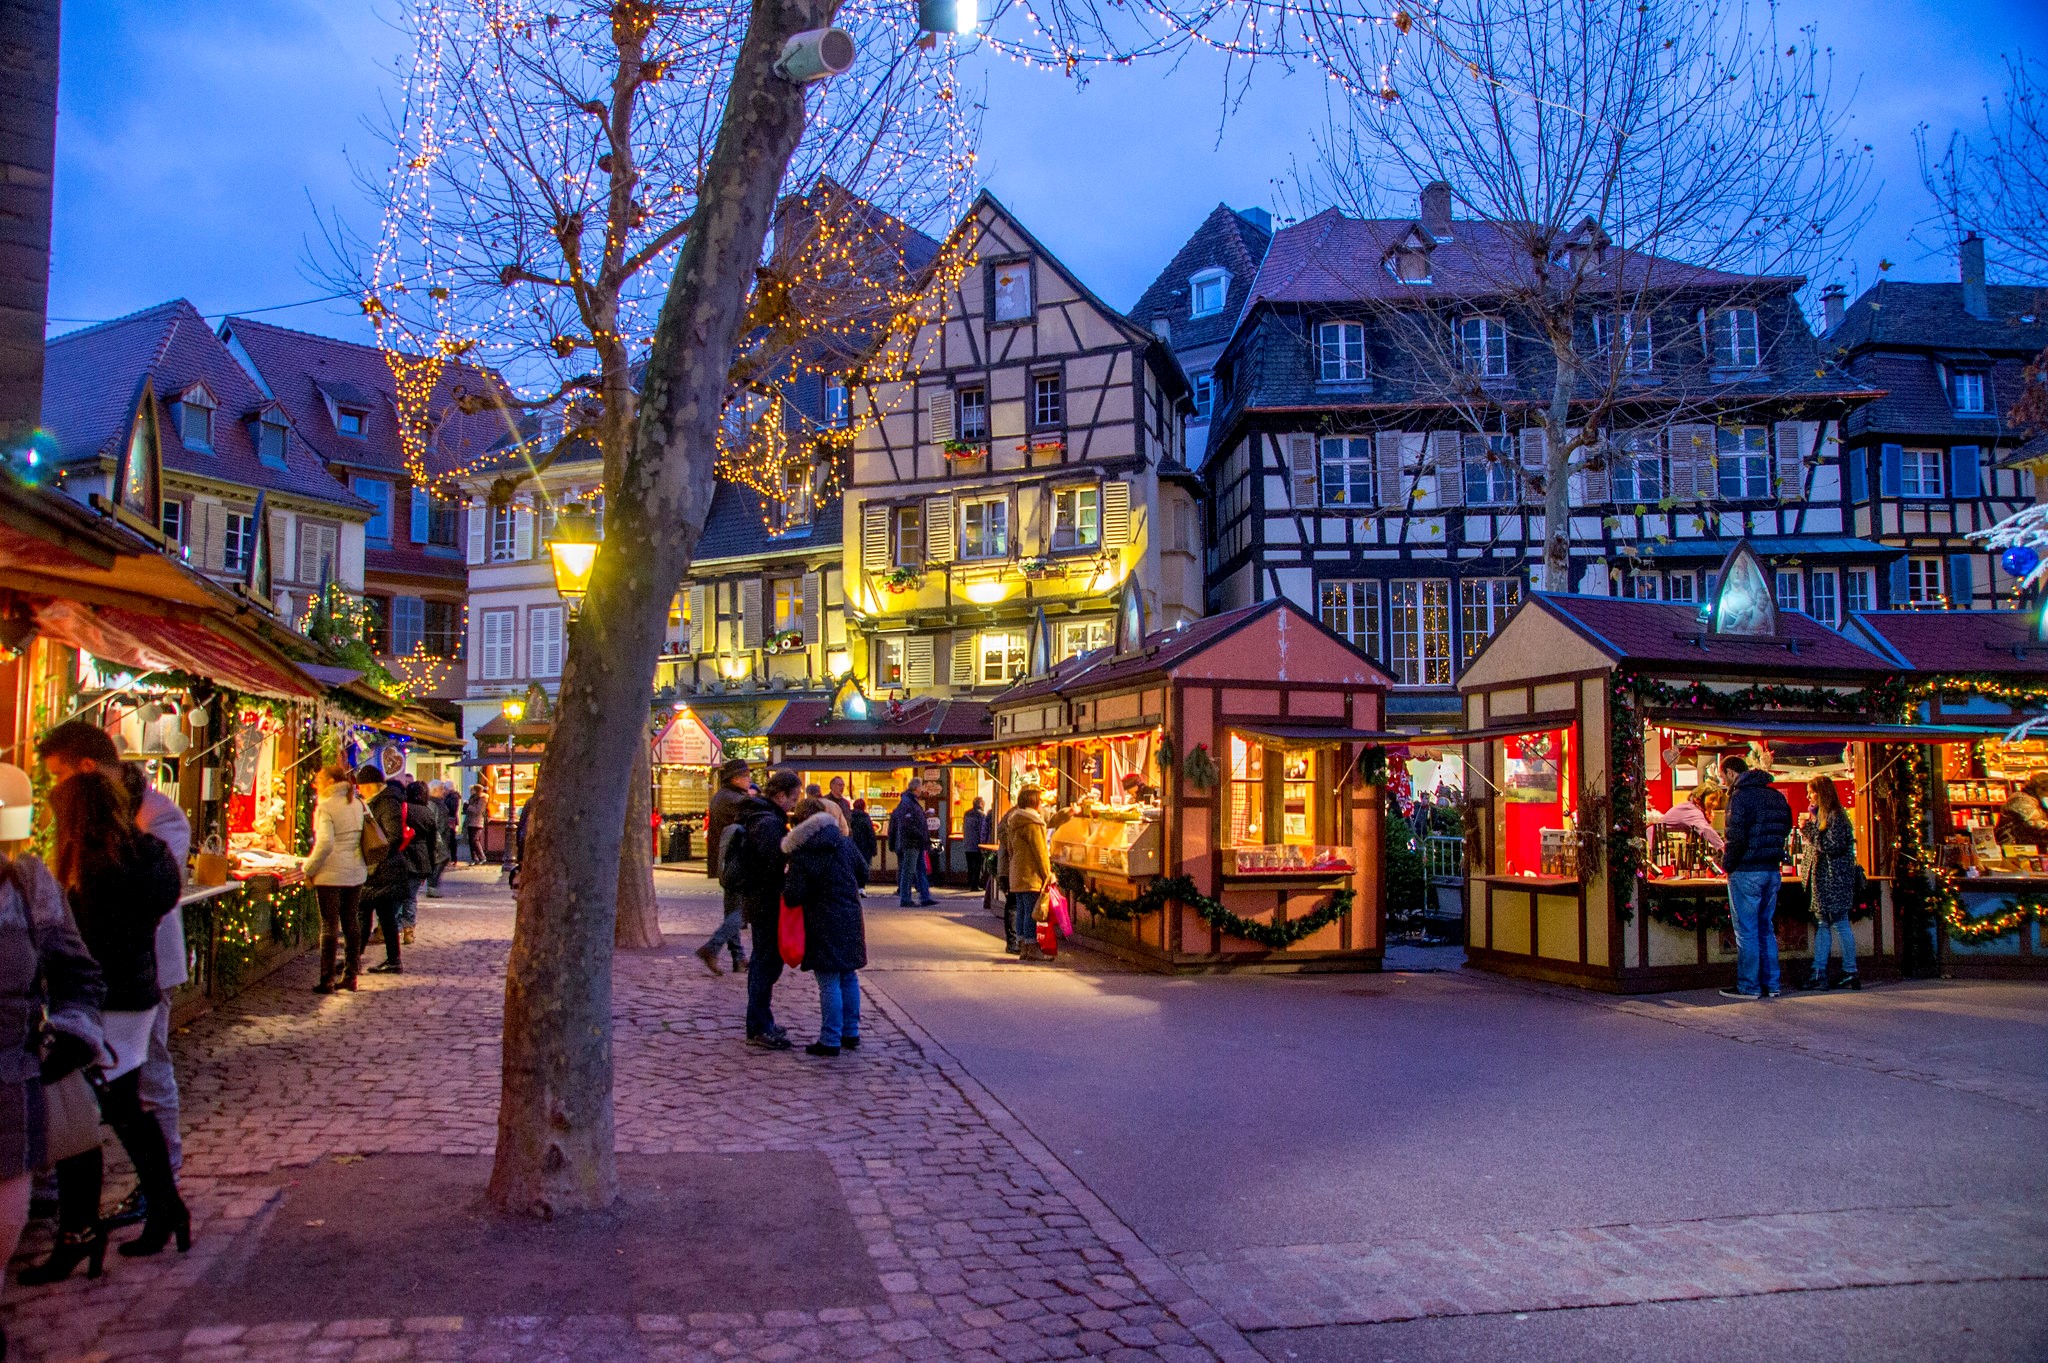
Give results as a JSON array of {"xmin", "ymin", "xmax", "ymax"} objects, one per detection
[
  {"xmin": 487, "ymin": 0, "xmax": 826, "ymax": 1218},
  {"xmin": 616, "ymin": 741, "xmax": 663, "ymax": 949}
]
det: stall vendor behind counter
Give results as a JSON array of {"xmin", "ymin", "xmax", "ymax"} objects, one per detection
[{"xmin": 1996, "ymin": 773, "xmax": 2048, "ymax": 846}]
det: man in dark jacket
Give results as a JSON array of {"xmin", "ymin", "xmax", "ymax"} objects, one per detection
[
  {"xmin": 733, "ymin": 769, "xmax": 803, "ymax": 1049},
  {"xmin": 892, "ymin": 785, "xmax": 937, "ymax": 907},
  {"xmin": 696, "ymin": 760, "xmax": 755, "ymax": 976},
  {"xmin": 399, "ymin": 781, "xmax": 445, "ymax": 943},
  {"xmin": 356, "ymin": 766, "xmax": 415, "ymax": 974},
  {"xmin": 1718, "ymin": 756, "xmax": 1791, "ymax": 1000},
  {"xmin": 961, "ymin": 797, "xmax": 992, "ymax": 890}
]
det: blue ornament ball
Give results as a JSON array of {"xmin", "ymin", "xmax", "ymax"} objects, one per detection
[{"xmin": 2001, "ymin": 545, "xmax": 2039, "ymax": 578}]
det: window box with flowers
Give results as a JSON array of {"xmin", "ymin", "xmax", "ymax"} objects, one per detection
[
  {"xmin": 1016, "ymin": 438, "xmax": 1064, "ymax": 457},
  {"xmin": 942, "ymin": 440, "xmax": 988, "ymax": 460},
  {"xmin": 765, "ymin": 628, "xmax": 806, "ymax": 654},
  {"xmin": 1019, "ymin": 556, "xmax": 1056, "ymax": 580},
  {"xmin": 880, "ymin": 565, "xmax": 924, "ymax": 594}
]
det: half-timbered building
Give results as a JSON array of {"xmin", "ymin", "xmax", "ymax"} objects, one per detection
[
  {"xmin": 1825, "ymin": 235, "xmax": 2046, "ymax": 610},
  {"xmin": 842, "ymin": 192, "xmax": 1203, "ymax": 702},
  {"xmin": 1200, "ymin": 186, "xmax": 1885, "ymax": 730}
]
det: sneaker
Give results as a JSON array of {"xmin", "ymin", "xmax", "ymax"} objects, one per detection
[
  {"xmin": 746, "ymin": 1033, "xmax": 793, "ymax": 1051},
  {"xmin": 805, "ymin": 1042, "xmax": 842, "ymax": 1057},
  {"xmin": 1717, "ymin": 987, "xmax": 1759, "ymax": 1000},
  {"xmin": 1762, "ymin": 988, "xmax": 1782, "ymax": 998},
  {"xmin": 694, "ymin": 944, "xmax": 723, "ymax": 977},
  {"xmin": 841, "ymin": 1036, "xmax": 861, "ymax": 1051}
]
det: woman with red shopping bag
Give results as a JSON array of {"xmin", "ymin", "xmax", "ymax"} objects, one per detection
[
  {"xmin": 1005, "ymin": 787, "xmax": 1053, "ymax": 963},
  {"xmin": 781, "ymin": 797, "xmax": 869, "ymax": 1057}
]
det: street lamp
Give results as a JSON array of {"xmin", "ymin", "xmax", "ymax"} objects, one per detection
[
  {"xmin": 548, "ymin": 503, "xmax": 600, "ymax": 619},
  {"xmin": 501, "ymin": 693, "xmax": 526, "ymax": 876}
]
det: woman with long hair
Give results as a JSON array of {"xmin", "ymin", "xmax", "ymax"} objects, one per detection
[
  {"xmin": 21, "ymin": 771, "xmax": 188, "ymax": 1283},
  {"xmin": 1796, "ymin": 775, "xmax": 1860, "ymax": 990},
  {"xmin": 303, "ymin": 762, "xmax": 368, "ymax": 992}
]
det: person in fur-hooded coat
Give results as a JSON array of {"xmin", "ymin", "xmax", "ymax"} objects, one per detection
[{"xmin": 781, "ymin": 799, "xmax": 869, "ymax": 1054}]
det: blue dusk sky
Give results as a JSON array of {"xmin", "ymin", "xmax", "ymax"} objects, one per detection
[{"xmin": 45, "ymin": 0, "xmax": 2048, "ymax": 347}]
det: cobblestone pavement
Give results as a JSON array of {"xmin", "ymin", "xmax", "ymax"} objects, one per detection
[{"xmin": 5, "ymin": 870, "xmax": 1257, "ymax": 1363}]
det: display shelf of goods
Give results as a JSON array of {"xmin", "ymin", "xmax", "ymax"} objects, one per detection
[
  {"xmin": 1048, "ymin": 809, "xmax": 1161, "ymax": 878},
  {"xmin": 1229, "ymin": 844, "xmax": 1354, "ymax": 876}
]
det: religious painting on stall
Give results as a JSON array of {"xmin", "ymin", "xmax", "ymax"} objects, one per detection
[{"xmin": 1709, "ymin": 543, "xmax": 1778, "ymax": 637}]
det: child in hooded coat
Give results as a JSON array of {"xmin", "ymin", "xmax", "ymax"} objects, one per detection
[{"xmin": 780, "ymin": 797, "xmax": 869, "ymax": 1057}]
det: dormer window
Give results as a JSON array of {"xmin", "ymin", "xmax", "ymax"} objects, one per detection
[
  {"xmin": 336, "ymin": 407, "xmax": 369, "ymax": 437},
  {"xmin": 1709, "ymin": 307, "xmax": 1760, "ymax": 371},
  {"xmin": 1384, "ymin": 228, "xmax": 1434, "ymax": 284},
  {"xmin": 257, "ymin": 417, "xmax": 288, "ymax": 467},
  {"xmin": 1952, "ymin": 370, "xmax": 1988, "ymax": 414},
  {"xmin": 177, "ymin": 385, "xmax": 215, "ymax": 450},
  {"xmin": 1189, "ymin": 268, "xmax": 1230, "ymax": 318}
]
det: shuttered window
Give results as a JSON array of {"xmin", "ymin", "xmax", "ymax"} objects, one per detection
[
  {"xmin": 481, "ymin": 609, "xmax": 517, "ymax": 680},
  {"xmin": 529, "ymin": 605, "xmax": 565, "ymax": 678},
  {"xmin": 1716, "ymin": 426, "xmax": 1771, "ymax": 500},
  {"xmin": 1100, "ymin": 481, "xmax": 1132, "ymax": 546},
  {"xmin": 1319, "ymin": 437, "xmax": 1374, "ymax": 507},
  {"xmin": 392, "ymin": 595, "xmax": 426, "ymax": 655},
  {"xmin": 297, "ymin": 521, "xmax": 338, "ymax": 585},
  {"xmin": 224, "ymin": 512, "xmax": 255, "ymax": 574}
]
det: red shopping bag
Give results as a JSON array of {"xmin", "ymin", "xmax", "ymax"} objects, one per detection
[
  {"xmin": 778, "ymin": 896, "xmax": 806, "ymax": 967},
  {"xmin": 1046, "ymin": 883, "xmax": 1073, "ymax": 939},
  {"xmin": 1036, "ymin": 920, "xmax": 1059, "ymax": 958}
]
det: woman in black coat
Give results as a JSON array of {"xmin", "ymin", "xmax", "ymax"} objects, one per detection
[
  {"xmin": 398, "ymin": 780, "xmax": 446, "ymax": 943},
  {"xmin": 780, "ymin": 800, "xmax": 868, "ymax": 1057},
  {"xmin": 23, "ymin": 771, "xmax": 188, "ymax": 1283}
]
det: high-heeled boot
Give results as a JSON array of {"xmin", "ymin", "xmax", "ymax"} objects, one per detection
[
  {"xmin": 19, "ymin": 1149, "xmax": 108, "ymax": 1284},
  {"xmin": 105, "ymin": 1103, "xmax": 191, "ymax": 1258}
]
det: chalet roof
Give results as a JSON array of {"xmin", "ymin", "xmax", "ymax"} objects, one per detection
[
  {"xmin": 692, "ymin": 475, "xmax": 844, "ymax": 563},
  {"xmin": 1128, "ymin": 203, "xmax": 1273, "ymax": 354},
  {"xmin": 1827, "ymin": 280, "xmax": 2048, "ymax": 356},
  {"xmin": 42, "ymin": 300, "xmax": 370, "ymax": 511},
  {"xmin": 1848, "ymin": 609, "xmax": 2048, "ymax": 676},
  {"xmin": 1524, "ymin": 592, "xmax": 1895, "ymax": 675},
  {"xmin": 766, "ymin": 696, "xmax": 991, "ymax": 744},
  {"xmin": 1243, "ymin": 208, "xmax": 1796, "ymax": 311}
]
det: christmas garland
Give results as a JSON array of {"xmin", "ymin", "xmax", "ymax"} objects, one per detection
[{"xmin": 1052, "ymin": 865, "xmax": 1354, "ymax": 950}]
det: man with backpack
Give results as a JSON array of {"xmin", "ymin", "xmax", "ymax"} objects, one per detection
[
  {"xmin": 726, "ymin": 770, "xmax": 802, "ymax": 1050},
  {"xmin": 696, "ymin": 759, "xmax": 754, "ymax": 975}
]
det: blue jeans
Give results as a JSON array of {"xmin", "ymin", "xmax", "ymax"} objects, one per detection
[
  {"xmin": 745, "ymin": 917, "xmax": 783, "ymax": 1038},
  {"xmin": 1727, "ymin": 870, "xmax": 1781, "ymax": 995},
  {"xmin": 704, "ymin": 893, "xmax": 746, "ymax": 963},
  {"xmin": 897, "ymin": 848, "xmax": 931, "ymax": 904},
  {"xmin": 1811, "ymin": 914, "xmax": 1857, "ymax": 981},
  {"xmin": 1011, "ymin": 890, "xmax": 1040, "ymax": 949},
  {"xmin": 815, "ymin": 969, "xmax": 861, "ymax": 1047}
]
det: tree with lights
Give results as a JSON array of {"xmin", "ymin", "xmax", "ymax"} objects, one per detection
[{"xmin": 1302, "ymin": 0, "xmax": 1870, "ymax": 593}]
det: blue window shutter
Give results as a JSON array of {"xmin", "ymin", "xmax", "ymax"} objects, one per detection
[
  {"xmin": 1847, "ymin": 446, "xmax": 1869, "ymax": 502},
  {"xmin": 410, "ymin": 488, "xmax": 430, "ymax": 544},
  {"xmin": 1948, "ymin": 554, "xmax": 1975, "ymax": 606},
  {"xmin": 1949, "ymin": 446, "xmax": 1982, "ymax": 499},
  {"xmin": 1878, "ymin": 444, "xmax": 1903, "ymax": 497},
  {"xmin": 1887, "ymin": 558, "xmax": 1909, "ymax": 606}
]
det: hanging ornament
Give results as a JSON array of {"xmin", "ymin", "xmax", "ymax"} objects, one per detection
[{"xmin": 2001, "ymin": 545, "xmax": 2039, "ymax": 579}]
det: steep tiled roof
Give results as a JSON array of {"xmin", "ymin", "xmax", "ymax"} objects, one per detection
[
  {"xmin": 1533, "ymin": 593, "xmax": 1893, "ymax": 674},
  {"xmin": 1828, "ymin": 282, "xmax": 2048, "ymax": 443},
  {"xmin": 1827, "ymin": 281, "xmax": 2048, "ymax": 355},
  {"xmin": 1128, "ymin": 204, "xmax": 1272, "ymax": 353},
  {"xmin": 42, "ymin": 300, "xmax": 369, "ymax": 511},
  {"xmin": 1849, "ymin": 610, "xmax": 2048, "ymax": 676},
  {"xmin": 693, "ymin": 475, "xmax": 844, "ymax": 563}
]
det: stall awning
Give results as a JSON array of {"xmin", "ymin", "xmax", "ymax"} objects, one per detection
[
  {"xmin": 1392, "ymin": 718, "xmax": 1578, "ymax": 747},
  {"xmin": 781, "ymin": 756, "xmax": 924, "ymax": 774},
  {"xmin": 1659, "ymin": 718, "xmax": 2011, "ymax": 744},
  {"xmin": 1231, "ymin": 722, "xmax": 1408, "ymax": 747},
  {"xmin": 35, "ymin": 600, "xmax": 318, "ymax": 700}
]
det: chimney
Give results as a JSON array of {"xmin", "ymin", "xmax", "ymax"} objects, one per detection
[
  {"xmin": 1419, "ymin": 181, "xmax": 1453, "ymax": 241},
  {"xmin": 1960, "ymin": 233, "xmax": 1989, "ymax": 319},
  {"xmin": 1820, "ymin": 284, "xmax": 1846, "ymax": 334},
  {"xmin": 1235, "ymin": 206, "xmax": 1272, "ymax": 235}
]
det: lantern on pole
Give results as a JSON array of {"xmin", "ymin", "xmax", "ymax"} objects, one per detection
[{"xmin": 547, "ymin": 503, "xmax": 600, "ymax": 620}]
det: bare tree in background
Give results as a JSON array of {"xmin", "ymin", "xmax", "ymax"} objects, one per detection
[{"xmin": 1304, "ymin": 0, "xmax": 1870, "ymax": 591}]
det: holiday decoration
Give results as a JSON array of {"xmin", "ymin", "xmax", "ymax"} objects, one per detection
[
  {"xmin": 1052, "ymin": 867, "xmax": 1353, "ymax": 951},
  {"xmin": 1182, "ymin": 742, "xmax": 1219, "ymax": 791},
  {"xmin": 2001, "ymin": 544, "xmax": 2040, "ymax": 580}
]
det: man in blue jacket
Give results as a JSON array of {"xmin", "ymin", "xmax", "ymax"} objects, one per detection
[
  {"xmin": 892, "ymin": 784, "xmax": 938, "ymax": 907},
  {"xmin": 1718, "ymin": 755, "xmax": 1791, "ymax": 1000}
]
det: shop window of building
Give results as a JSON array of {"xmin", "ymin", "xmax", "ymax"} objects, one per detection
[
  {"xmin": 824, "ymin": 379, "xmax": 851, "ymax": 428},
  {"xmin": 1463, "ymin": 435, "xmax": 1516, "ymax": 506},
  {"xmin": 1058, "ymin": 619, "xmax": 1112, "ymax": 660},
  {"xmin": 1389, "ymin": 579, "xmax": 1452, "ymax": 686},
  {"xmin": 256, "ymin": 418, "xmax": 288, "ymax": 467},
  {"xmin": 1907, "ymin": 556, "xmax": 1945, "ymax": 606},
  {"xmin": 1491, "ymin": 727, "xmax": 1575, "ymax": 876},
  {"xmin": 1774, "ymin": 570, "xmax": 1802, "ymax": 614},
  {"xmin": 354, "ymin": 477, "xmax": 392, "ymax": 544},
  {"xmin": 874, "ymin": 636, "xmax": 906, "ymax": 688},
  {"xmin": 1320, "ymin": 579, "xmax": 1382, "ymax": 658},
  {"xmin": 1716, "ymin": 425, "xmax": 1771, "ymax": 499},
  {"xmin": 1319, "ymin": 436, "xmax": 1375, "ymax": 507},
  {"xmin": 960, "ymin": 496, "xmax": 1008, "ymax": 560},
  {"xmin": 1710, "ymin": 308, "xmax": 1760, "ymax": 370},
  {"xmin": 223, "ymin": 511, "xmax": 254, "ymax": 575},
  {"xmin": 1459, "ymin": 577, "xmax": 1520, "ymax": 664},
  {"xmin": 956, "ymin": 385, "xmax": 989, "ymax": 442},
  {"xmin": 1189, "ymin": 268, "xmax": 1229, "ymax": 318},
  {"xmin": 1227, "ymin": 734, "xmax": 1265, "ymax": 845},
  {"xmin": 1609, "ymin": 432, "xmax": 1663, "ymax": 502},
  {"xmin": 481, "ymin": 608, "xmax": 517, "ymax": 680},
  {"xmin": 1809, "ymin": 569, "xmax": 1839, "ymax": 627},
  {"xmin": 1191, "ymin": 371, "xmax": 1214, "ymax": 418},
  {"xmin": 1051, "ymin": 485, "xmax": 1099, "ymax": 552},
  {"xmin": 1594, "ymin": 311, "xmax": 1654, "ymax": 373},
  {"xmin": 423, "ymin": 599, "xmax": 462, "ymax": 657},
  {"xmin": 1458, "ymin": 315, "xmax": 1509, "ymax": 377},
  {"xmin": 1952, "ymin": 370, "xmax": 1987, "ymax": 414},
  {"xmin": 1225, "ymin": 734, "xmax": 1325, "ymax": 853},
  {"xmin": 978, "ymin": 630, "xmax": 1026, "ymax": 685},
  {"xmin": 1318, "ymin": 321, "xmax": 1365, "ymax": 383},
  {"xmin": 1900, "ymin": 448, "xmax": 1944, "ymax": 498},
  {"xmin": 991, "ymin": 259, "xmax": 1033, "ymax": 323},
  {"xmin": 364, "ymin": 596, "xmax": 391, "ymax": 654},
  {"xmin": 160, "ymin": 500, "xmax": 184, "ymax": 545},
  {"xmin": 1665, "ymin": 572, "xmax": 1697, "ymax": 603},
  {"xmin": 1031, "ymin": 371, "xmax": 1064, "ymax": 430},
  {"xmin": 892, "ymin": 504, "xmax": 924, "ymax": 567},
  {"xmin": 1846, "ymin": 567, "xmax": 1875, "ymax": 616},
  {"xmin": 490, "ymin": 504, "xmax": 519, "ymax": 561},
  {"xmin": 771, "ymin": 576, "xmax": 804, "ymax": 634},
  {"xmin": 529, "ymin": 604, "xmax": 565, "ymax": 678},
  {"xmin": 297, "ymin": 521, "xmax": 338, "ymax": 585}
]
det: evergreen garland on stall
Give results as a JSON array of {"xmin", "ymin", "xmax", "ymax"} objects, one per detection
[{"xmin": 1052, "ymin": 865, "xmax": 1353, "ymax": 950}]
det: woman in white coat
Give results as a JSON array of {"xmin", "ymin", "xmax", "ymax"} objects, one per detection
[{"xmin": 303, "ymin": 762, "xmax": 369, "ymax": 992}]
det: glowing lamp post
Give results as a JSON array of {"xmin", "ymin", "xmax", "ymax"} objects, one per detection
[
  {"xmin": 548, "ymin": 504, "xmax": 600, "ymax": 620},
  {"xmin": 500, "ymin": 693, "xmax": 527, "ymax": 875}
]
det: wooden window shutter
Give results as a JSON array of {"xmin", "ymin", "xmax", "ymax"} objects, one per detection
[
  {"xmin": 1670, "ymin": 425, "xmax": 1715, "ymax": 499},
  {"xmin": 1775, "ymin": 422, "xmax": 1806, "ymax": 500},
  {"xmin": 1518, "ymin": 428, "xmax": 1548, "ymax": 506},
  {"xmin": 905, "ymin": 635, "xmax": 935, "ymax": 687},
  {"xmin": 1287, "ymin": 433, "xmax": 1318, "ymax": 507},
  {"xmin": 1374, "ymin": 432, "xmax": 1406, "ymax": 509},
  {"xmin": 861, "ymin": 504, "xmax": 890, "ymax": 571},
  {"xmin": 1430, "ymin": 431, "xmax": 1464, "ymax": 508},
  {"xmin": 466, "ymin": 505, "xmax": 486, "ymax": 564},
  {"xmin": 802, "ymin": 571, "xmax": 822, "ymax": 645},
  {"xmin": 410, "ymin": 487, "xmax": 430, "ymax": 545},
  {"xmin": 687, "ymin": 584, "xmax": 707, "ymax": 654},
  {"xmin": 928, "ymin": 390, "xmax": 955, "ymax": 444},
  {"xmin": 197, "ymin": 502, "xmax": 225, "ymax": 571},
  {"xmin": 513, "ymin": 505, "xmax": 535, "ymax": 559},
  {"xmin": 1577, "ymin": 431, "xmax": 1609, "ymax": 505},
  {"xmin": 950, "ymin": 634, "xmax": 976, "ymax": 686},
  {"xmin": 739, "ymin": 579, "xmax": 763, "ymax": 649},
  {"xmin": 270, "ymin": 509, "xmax": 293, "ymax": 580},
  {"xmin": 1101, "ymin": 480, "xmax": 1132, "ymax": 546},
  {"xmin": 925, "ymin": 494, "xmax": 956, "ymax": 562}
]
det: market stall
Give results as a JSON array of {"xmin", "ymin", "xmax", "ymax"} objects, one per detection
[
  {"xmin": 1852, "ymin": 608, "xmax": 2048, "ymax": 977},
  {"xmin": 1453, "ymin": 548, "xmax": 1995, "ymax": 992},
  {"xmin": 987, "ymin": 598, "xmax": 1391, "ymax": 973}
]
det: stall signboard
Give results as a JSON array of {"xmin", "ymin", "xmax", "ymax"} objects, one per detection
[{"xmin": 653, "ymin": 710, "xmax": 722, "ymax": 767}]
